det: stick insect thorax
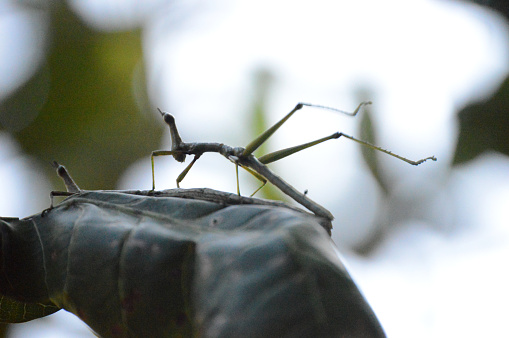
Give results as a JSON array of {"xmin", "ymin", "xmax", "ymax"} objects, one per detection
[{"xmin": 151, "ymin": 102, "xmax": 437, "ymax": 222}]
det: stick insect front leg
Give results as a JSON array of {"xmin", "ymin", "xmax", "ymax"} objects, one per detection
[
  {"xmin": 151, "ymin": 150, "xmax": 201, "ymax": 190},
  {"xmin": 176, "ymin": 154, "xmax": 202, "ymax": 188}
]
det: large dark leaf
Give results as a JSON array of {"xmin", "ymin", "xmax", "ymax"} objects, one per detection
[
  {"xmin": 0, "ymin": 189, "xmax": 384, "ymax": 337},
  {"xmin": 0, "ymin": 218, "xmax": 61, "ymax": 323}
]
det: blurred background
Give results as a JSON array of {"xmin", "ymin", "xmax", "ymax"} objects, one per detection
[{"xmin": 1, "ymin": 0, "xmax": 508, "ymax": 336}]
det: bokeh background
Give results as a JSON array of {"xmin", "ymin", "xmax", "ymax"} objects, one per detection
[{"xmin": 1, "ymin": 0, "xmax": 508, "ymax": 337}]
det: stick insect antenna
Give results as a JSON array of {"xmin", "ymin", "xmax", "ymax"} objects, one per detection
[{"xmin": 300, "ymin": 101, "xmax": 372, "ymax": 116}]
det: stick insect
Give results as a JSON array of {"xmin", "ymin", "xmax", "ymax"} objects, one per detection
[
  {"xmin": 151, "ymin": 102, "xmax": 436, "ymax": 221},
  {"xmin": 41, "ymin": 161, "xmax": 82, "ymax": 213}
]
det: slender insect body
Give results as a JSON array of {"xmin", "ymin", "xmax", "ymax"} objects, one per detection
[{"xmin": 152, "ymin": 102, "xmax": 436, "ymax": 224}]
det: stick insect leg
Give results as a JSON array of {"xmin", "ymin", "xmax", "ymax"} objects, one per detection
[
  {"xmin": 241, "ymin": 165, "xmax": 267, "ymax": 197},
  {"xmin": 259, "ymin": 132, "xmax": 436, "ymax": 166},
  {"xmin": 242, "ymin": 104, "xmax": 305, "ymax": 157},
  {"xmin": 338, "ymin": 133, "xmax": 437, "ymax": 165},
  {"xmin": 235, "ymin": 164, "xmax": 240, "ymax": 195},
  {"xmin": 234, "ymin": 162, "xmax": 267, "ymax": 196},
  {"xmin": 151, "ymin": 150, "xmax": 186, "ymax": 190},
  {"xmin": 176, "ymin": 154, "xmax": 202, "ymax": 188},
  {"xmin": 242, "ymin": 101, "xmax": 371, "ymax": 157},
  {"xmin": 258, "ymin": 133, "xmax": 341, "ymax": 164}
]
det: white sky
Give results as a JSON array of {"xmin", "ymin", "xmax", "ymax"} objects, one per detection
[{"xmin": 2, "ymin": 0, "xmax": 509, "ymax": 337}]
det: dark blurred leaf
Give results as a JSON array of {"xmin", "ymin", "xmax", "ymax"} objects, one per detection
[
  {"xmin": 459, "ymin": 1, "xmax": 509, "ymax": 163},
  {"xmin": 0, "ymin": 67, "xmax": 50, "ymax": 132},
  {"xmin": 359, "ymin": 104, "xmax": 389, "ymax": 195},
  {"xmin": 1, "ymin": 2, "xmax": 161, "ymax": 189},
  {"xmin": 0, "ymin": 324, "xmax": 7, "ymax": 337},
  {"xmin": 0, "ymin": 296, "xmax": 59, "ymax": 323},
  {"xmin": 0, "ymin": 217, "xmax": 61, "ymax": 323},
  {"xmin": 469, "ymin": 0, "xmax": 509, "ymax": 20},
  {"xmin": 1, "ymin": 189, "xmax": 385, "ymax": 337},
  {"xmin": 453, "ymin": 76, "xmax": 509, "ymax": 164}
]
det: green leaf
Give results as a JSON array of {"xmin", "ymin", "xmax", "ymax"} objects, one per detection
[{"xmin": 1, "ymin": 190, "xmax": 385, "ymax": 337}]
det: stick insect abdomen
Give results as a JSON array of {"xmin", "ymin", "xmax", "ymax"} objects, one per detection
[{"xmin": 241, "ymin": 156, "xmax": 335, "ymax": 221}]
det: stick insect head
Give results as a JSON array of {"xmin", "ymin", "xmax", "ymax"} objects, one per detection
[{"xmin": 157, "ymin": 108, "xmax": 186, "ymax": 163}]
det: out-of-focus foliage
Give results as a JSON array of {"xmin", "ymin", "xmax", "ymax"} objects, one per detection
[
  {"xmin": 454, "ymin": 76, "xmax": 509, "ymax": 164},
  {"xmin": 453, "ymin": 0, "xmax": 509, "ymax": 164},
  {"xmin": 0, "ymin": 2, "xmax": 162, "ymax": 190},
  {"xmin": 358, "ymin": 101, "xmax": 391, "ymax": 195},
  {"xmin": 470, "ymin": 0, "xmax": 509, "ymax": 20}
]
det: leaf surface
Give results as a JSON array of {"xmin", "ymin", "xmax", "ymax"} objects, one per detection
[{"xmin": 1, "ymin": 189, "xmax": 384, "ymax": 337}]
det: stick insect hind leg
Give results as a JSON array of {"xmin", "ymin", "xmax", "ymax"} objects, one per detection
[{"xmin": 232, "ymin": 161, "xmax": 267, "ymax": 196}]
